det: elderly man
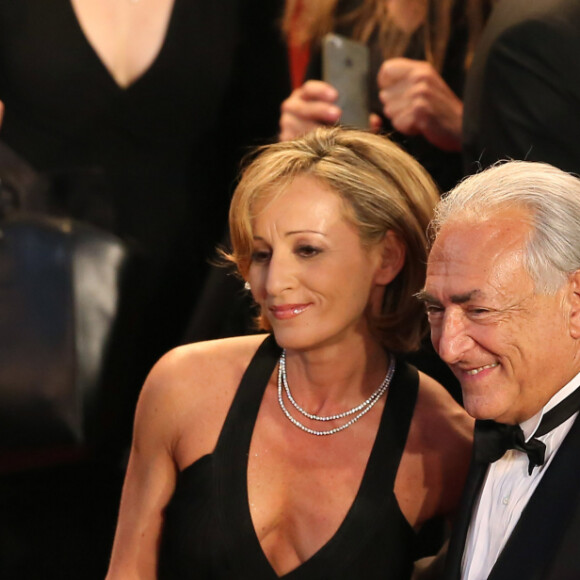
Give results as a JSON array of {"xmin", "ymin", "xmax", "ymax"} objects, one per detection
[{"xmin": 419, "ymin": 160, "xmax": 580, "ymax": 580}]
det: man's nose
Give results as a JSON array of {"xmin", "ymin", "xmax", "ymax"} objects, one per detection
[{"xmin": 434, "ymin": 309, "xmax": 474, "ymax": 364}]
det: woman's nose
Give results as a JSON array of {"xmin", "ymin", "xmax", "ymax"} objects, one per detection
[{"xmin": 264, "ymin": 251, "xmax": 295, "ymax": 296}]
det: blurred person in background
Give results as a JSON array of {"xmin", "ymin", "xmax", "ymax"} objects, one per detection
[
  {"xmin": 462, "ymin": 0, "xmax": 580, "ymax": 176},
  {"xmin": 0, "ymin": 1, "xmax": 290, "ymax": 578},
  {"xmin": 279, "ymin": 0, "xmax": 494, "ymax": 193}
]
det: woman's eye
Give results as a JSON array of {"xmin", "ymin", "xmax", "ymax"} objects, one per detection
[
  {"xmin": 251, "ymin": 250, "xmax": 271, "ymax": 263},
  {"xmin": 296, "ymin": 245, "xmax": 321, "ymax": 258}
]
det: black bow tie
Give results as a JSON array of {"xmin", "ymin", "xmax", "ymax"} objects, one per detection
[{"xmin": 474, "ymin": 386, "xmax": 580, "ymax": 475}]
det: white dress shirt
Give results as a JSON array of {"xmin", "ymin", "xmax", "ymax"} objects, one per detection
[{"xmin": 462, "ymin": 374, "xmax": 580, "ymax": 580}]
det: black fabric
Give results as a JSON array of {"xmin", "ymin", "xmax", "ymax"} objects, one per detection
[
  {"xmin": 444, "ymin": 413, "xmax": 580, "ymax": 580},
  {"xmin": 0, "ymin": 140, "xmax": 49, "ymax": 216},
  {"xmin": 0, "ymin": 0, "xmax": 290, "ymax": 414},
  {"xmin": 474, "ymin": 421, "xmax": 544, "ymax": 475},
  {"xmin": 0, "ymin": 3, "xmax": 290, "ymax": 577},
  {"xmin": 486, "ymin": 413, "xmax": 580, "ymax": 580},
  {"xmin": 0, "ymin": 215, "xmax": 132, "ymax": 449},
  {"xmin": 444, "ymin": 389, "xmax": 580, "ymax": 580},
  {"xmin": 462, "ymin": 0, "xmax": 580, "ymax": 176},
  {"xmin": 474, "ymin": 387, "xmax": 580, "ymax": 475},
  {"xmin": 159, "ymin": 335, "xmax": 420, "ymax": 579},
  {"xmin": 535, "ymin": 387, "xmax": 580, "ymax": 437},
  {"xmin": 442, "ymin": 455, "xmax": 488, "ymax": 580}
]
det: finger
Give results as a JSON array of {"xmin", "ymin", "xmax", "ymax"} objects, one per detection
[
  {"xmin": 379, "ymin": 81, "xmax": 409, "ymax": 108},
  {"xmin": 377, "ymin": 57, "xmax": 417, "ymax": 88},
  {"xmin": 380, "ymin": 85, "xmax": 414, "ymax": 120},
  {"xmin": 299, "ymin": 80, "xmax": 339, "ymax": 103},
  {"xmin": 368, "ymin": 113, "xmax": 383, "ymax": 134},
  {"xmin": 279, "ymin": 115, "xmax": 326, "ymax": 142},
  {"xmin": 388, "ymin": 94, "xmax": 435, "ymax": 136},
  {"xmin": 280, "ymin": 97, "xmax": 341, "ymax": 125},
  {"xmin": 390, "ymin": 108, "xmax": 421, "ymax": 136}
]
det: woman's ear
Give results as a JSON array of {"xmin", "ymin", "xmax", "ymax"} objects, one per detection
[{"xmin": 374, "ymin": 231, "xmax": 405, "ymax": 285}]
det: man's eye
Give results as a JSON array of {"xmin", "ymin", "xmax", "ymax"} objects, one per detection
[
  {"xmin": 425, "ymin": 305, "xmax": 444, "ymax": 316},
  {"xmin": 468, "ymin": 307, "xmax": 490, "ymax": 316},
  {"xmin": 296, "ymin": 245, "xmax": 321, "ymax": 258}
]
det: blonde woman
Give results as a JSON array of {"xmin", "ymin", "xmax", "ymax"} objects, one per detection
[{"xmin": 106, "ymin": 127, "xmax": 472, "ymax": 579}]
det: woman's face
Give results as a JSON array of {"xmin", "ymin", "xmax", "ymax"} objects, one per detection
[{"xmin": 247, "ymin": 175, "xmax": 399, "ymax": 352}]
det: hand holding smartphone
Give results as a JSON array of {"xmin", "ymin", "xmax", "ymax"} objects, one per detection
[{"xmin": 322, "ymin": 33, "xmax": 370, "ymax": 129}]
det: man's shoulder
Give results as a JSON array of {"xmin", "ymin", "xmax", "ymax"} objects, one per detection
[{"xmin": 483, "ymin": 0, "xmax": 580, "ymax": 51}]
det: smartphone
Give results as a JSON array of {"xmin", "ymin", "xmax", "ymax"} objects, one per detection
[{"xmin": 322, "ymin": 33, "xmax": 370, "ymax": 129}]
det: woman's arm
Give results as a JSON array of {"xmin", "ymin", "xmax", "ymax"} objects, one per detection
[
  {"xmin": 105, "ymin": 354, "xmax": 182, "ymax": 579},
  {"xmin": 105, "ymin": 335, "xmax": 265, "ymax": 578},
  {"xmin": 397, "ymin": 372, "xmax": 473, "ymax": 528},
  {"xmin": 419, "ymin": 373, "xmax": 473, "ymax": 521}
]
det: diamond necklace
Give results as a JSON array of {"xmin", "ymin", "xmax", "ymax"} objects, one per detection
[{"xmin": 277, "ymin": 350, "xmax": 395, "ymax": 436}]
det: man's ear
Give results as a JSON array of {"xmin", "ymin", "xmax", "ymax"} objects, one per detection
[
  {"xmin": 568, "ymin": 270, "xmax": 580, "ymax": 339},
  {"xmin": 374, "ymin": 231, "xmax": 405, "ymax": 285}
]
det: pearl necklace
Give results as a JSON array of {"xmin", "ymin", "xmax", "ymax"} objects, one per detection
[{"xmin": 277, "ymin": 350, "xmax": 395, "ymax": 436}]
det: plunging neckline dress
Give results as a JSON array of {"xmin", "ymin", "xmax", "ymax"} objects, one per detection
[
  {"xmin": 0, "ymin": 0, "xmax": 290, "ymax": 400},
  {"xmin": 158, "ymin": 335, "xmax": 420, "ymax": 579}
]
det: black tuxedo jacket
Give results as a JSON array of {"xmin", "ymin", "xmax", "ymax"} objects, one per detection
[
  {"xmin": 462, "ymin": 0, "xmax": 580, "ymax": 176},
  {"xmin": 443, "ymin": 415, "xmax": 580, "ymax": 580}
]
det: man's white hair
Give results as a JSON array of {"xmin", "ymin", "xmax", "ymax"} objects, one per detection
[{"xmin": 430, "ymin": 160, "xmax": 580, "ymax": 294}]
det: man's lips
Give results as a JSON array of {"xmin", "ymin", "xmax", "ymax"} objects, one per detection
[
  {"xmin": 269, "ymin": 304, "xmax": 311, "ymax": 319},
  {"xmin": 458, "ymin": 362, "xmax": 499, "ymax": 376}
]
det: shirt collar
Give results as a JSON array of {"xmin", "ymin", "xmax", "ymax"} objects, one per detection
[{"xmin": 520, "ymin": 370, "xmax": 580, "ymax": 440}]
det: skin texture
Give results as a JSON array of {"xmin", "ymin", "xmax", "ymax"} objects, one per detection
[
  {"xmin": 248, "ymin": 175, "xmax": 403, "ymax": 353},
  {"xmin": 422, "ymin": 209, "xmax": 580, "ymax": 424},
  {"xmin": 279, "ymin": 80, "xmax": 341, "ymax": 142},
  {"xmin": 70, "ymin": 0, "xmax": 174, "ymax": 88},
  {"xmin": 106, "ymin": 175, "xmax": 473, "ymax": 578},
  {"xmin": 376, "ymin": 58, "xmax": 463, "ymax": 152}
]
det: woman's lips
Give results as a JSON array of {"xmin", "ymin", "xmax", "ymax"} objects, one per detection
[{"xmin": 269, "ymin": 304, "xmax": 311, "ymax": 320}]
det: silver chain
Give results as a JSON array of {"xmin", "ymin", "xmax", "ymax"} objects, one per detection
[{"xmin": 277, "ymin": 350, "xmax": 395, "ymax": 436}]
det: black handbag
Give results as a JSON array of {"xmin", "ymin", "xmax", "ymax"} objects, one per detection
[{"xmin": 0, "ymin": 142, "xmax": 133, "ymax": 451}]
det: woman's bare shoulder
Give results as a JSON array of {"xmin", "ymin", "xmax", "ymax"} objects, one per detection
[
  {"xmin": 145, "ymin": 333, "xmax": 270, "ymax": 396},
  {"xmin": 395, "ymin": 369, "xmax": 473, "ymax": 526},
  {"xmin": 135, "ymin": 333, "xmax": 272, "ymax": 467},
  {"xmin": 411, "ymin": 372, "xmax": 473, "ymax": 518},
  {"xmin": 414, "ymin": 371, "xmax": 474, "ymax": 446},
  {"xmin": 402, "ymin": 370, "xmax": 473, "ymax": 473}
]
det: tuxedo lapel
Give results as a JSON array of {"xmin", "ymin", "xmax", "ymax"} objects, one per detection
[
  {"xmin": 488, "ymin": 414, "xmax": 580, "ymax": 580},
  {"xmin": 443, "ymin": 448, "xmax": 489, "ymax": 580}
]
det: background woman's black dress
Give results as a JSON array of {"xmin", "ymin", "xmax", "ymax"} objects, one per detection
[{"xmin": 0, "ymin": 1, "xmax": 290, "ymax": 577}]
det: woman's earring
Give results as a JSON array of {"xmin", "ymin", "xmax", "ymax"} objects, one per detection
[{"xmin": 244, "ymin": 281, "xmax": 251, "ymax": 291}]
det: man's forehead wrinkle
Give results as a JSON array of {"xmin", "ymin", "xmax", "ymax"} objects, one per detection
[{"xmin": 449, "ymin": 290, "xmax": 481, "ymax": 304}]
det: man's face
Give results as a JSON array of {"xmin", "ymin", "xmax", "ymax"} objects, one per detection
[{"xmin": 422, "ymin": 210, "xmax": 579, "ymax": 424}]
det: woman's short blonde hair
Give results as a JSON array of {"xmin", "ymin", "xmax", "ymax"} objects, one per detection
[{"xmin": 228, "ymin": 127, "xmax": 439, "ymax": 353}]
